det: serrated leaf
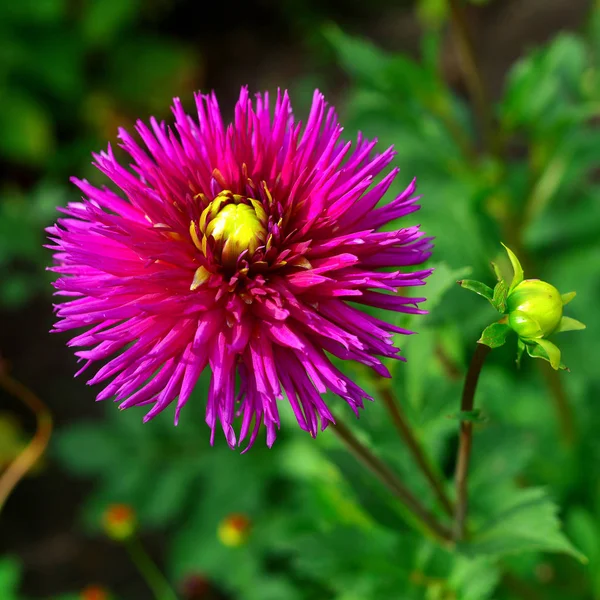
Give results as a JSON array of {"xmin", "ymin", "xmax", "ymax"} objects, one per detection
[
  {"xmin": 478, "ymin": 323, "xmax": 511, "ymax": 349},
  {"xmin": 458, "ymin": 279, "xmax": 494, "ymax": 302},
  {"xmin": 459, "ymin": 487, "xmax": 586, "ymax": 562},
  {"xmin": 491, "ymin": 280, "xmax": 508, "ymax": 313}
]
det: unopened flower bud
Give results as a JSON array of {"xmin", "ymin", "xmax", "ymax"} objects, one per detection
[
  {"xmin": 80, "ymin": 585, "xmax": 111, "ymax": 600},
  {"xmin": 507, "ymin": 279, "xmax": 563, "ymax": 339},
  {"xmin": 102, "ymin": 504, "xmax": 136, "ymax": 541},
  {"xmin": 217, "ymin": 513, "xmax": 251, "ymax": 547},
  {"xmin": 179, "ymin": 573, "xmax": 225, "ymax": 600},
  {"xmin": 459, "ymin": 244, "xmax": 585, "ymax": 369}
]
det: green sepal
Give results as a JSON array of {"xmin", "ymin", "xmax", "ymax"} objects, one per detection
[
  {"xmin": 509, "ymin": 309, "xmax": 543, "ymax": 339},
  {"xmin": 491, "ymin": 260, "xmax": 503, "ymax": 283},
  {"xmin": 478, "ymin": 322, "xmax": 512, "ymax": 349},
  {"xmin": 458, "ymin": 279, "xmax": 494, "ymax": 302},
  {"xmin": 447, "ymin": 409, "xmax": 487, "ymax": 423},
  {"xmin": 492, "ymin": 280, "xmax": 508, "ymax": 313},
  {"xmin": 516, "ymin": 339, "xmax": 526, "ymax": 368},
  {"xmin": 502, "ymin": 243, "xmax": 524, "ymax": 293},
  {"xmin": 525, "ymin": 339, "xmax": 567, "ymax": 371},
  {"xmin": 561, "ymin": 291, "xmax": 576, "ymax": 305},
  {"xmin": 555, "ymin": 316, "xmax": 586, "ymax": 333}
]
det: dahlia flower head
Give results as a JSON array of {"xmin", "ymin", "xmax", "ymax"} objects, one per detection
[{"xmin": 48, "ymin": 88, "xmax": 432, "ymax": 449}]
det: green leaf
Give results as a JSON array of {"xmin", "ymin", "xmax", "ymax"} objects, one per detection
[
  {"xmin": 501, "ymin": 243, "xmax": 524, "ymax": 293},
  {"xmin": 321, "ymin": 24, "xmax": 393, "ymax": 90},
  {"xmin": 555, "ymin": 316, "xmax": 586, "ymax": 333},
  {"xmin": 459, "ymin": 487, "xmax": 586, "ymax": 562},
  {"xmin": 416, "ymin": 0, "xmax": 448, "ymax": 29},
  {"xmin": 491, "ymin": 261, "xmax": 503, "ymax": 283},
  {"xmin": 526, "ymin": 339, "xmax": 564, "ymax": 370},
  {"xmin": 0, "ymin": 556, "xmax": 21, "ymax": 600},
  {"xmin": 107, "ymin": 36, "xmax": 197, "ymax": 114},
  {"xmin": 491, "ymin": 280, "xmax": 508, "ymax": 313},
  {"xmin": 426, "ymin": 264, "xmax": 472, "ymax": 313},
  {"xmin": 82, "ymin": 0, "xmax": 139, "ymax": 45},
  {"xmin": 448, "ymin": 556, "xmax": 500, "ymax": 600},
  {"xmin": 457, "ymin": 279, "xmax": 493, "ymax": 302},
  {"xmin": 447, "ymin": 409, "xmax": 486, "ymax": 423},
  {"xmin": 500, "ymin": 33, "xmax": 588, "ymax": 135},
  {"xmin": 53, "ymin": 423, "xmax": 121, "ymax": 475},
  {"xmin": 0, "ymin": 91, "xmax": 54, "ymax": 164},
  {"xmin": 478, "ymin": 323, "xmax": 511, "ymax": 349}
]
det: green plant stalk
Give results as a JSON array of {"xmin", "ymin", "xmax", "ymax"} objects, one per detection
[
  {"xmin": 447, "ymin": 0, "xmax": 500, "ymax": 158},
  {"xmin": 453, "ymin": 342, "xmax": 491, "ymax": 541},
  {"xmin": 379, "ymin": 386, "xmax": 454, "ymax": 517},
  {"xmin": 331, "ymin": 419, "xmax": 452, "ymax": 544},
  {"xmin": 124, "ymin": 536, "xmax": 179, "ymax": 600},
  {"xmin": 0, "ymin": 366, "xmax": 52, "ymax": 514}
]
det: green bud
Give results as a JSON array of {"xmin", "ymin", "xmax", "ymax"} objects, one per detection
[
  {"xmin": 507, "ymin": 279, "xmax": 563, "ymax": 339},
  {"xmin": 458, "ymin": 244, "xmax": 585, "ymax": 370}
]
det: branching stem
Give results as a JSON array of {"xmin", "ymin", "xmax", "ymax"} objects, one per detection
[
  {"xmin": 332, "ymin": 419, "xmax": 452, "ymax": 544},
  {"xmin": 380, "ymin": 387, "xmax": 454, "ymax": 517}
]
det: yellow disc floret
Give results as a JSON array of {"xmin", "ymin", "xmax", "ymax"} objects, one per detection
[{"xmin": 193, "ymin": 190, "xmax": 267, "ymax": 272}]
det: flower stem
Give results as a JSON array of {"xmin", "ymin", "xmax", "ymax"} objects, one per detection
[
  {"xmin": 331, "ymin": 419, "xmax": 452, "ymax": 544},
  {"xmin": 0, "ymin": 363, "xmax": 52, "ymax": 514},
  {"xmin": 124, "ymin": 536, "xmax": 179, "ymax": 600},
  {"xmin": 380, "ymin": 387, "xmax": 454, "ymax": 517},
  {"xmin": 453, "ymin": 342, "xmax": 491, "ymax": 541},
  {"xmin": 447, "ymin": 0, "xmax": 499, "ymax": 158}
]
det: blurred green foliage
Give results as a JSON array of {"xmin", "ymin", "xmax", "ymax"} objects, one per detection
[
  {"xmin": 0, "ymin": 0, "xmax": 199, "ymax": 307},
  {"xmin": 2, "ymin": 0, "xmax": 600, "ymax": 599}
]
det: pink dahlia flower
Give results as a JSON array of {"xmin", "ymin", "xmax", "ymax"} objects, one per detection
[{"xmin": 48, "ymin": 88, "xmax": 431, "ymax": 449}]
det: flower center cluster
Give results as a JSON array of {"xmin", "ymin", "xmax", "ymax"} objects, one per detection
[{"xmin": 190, "ymin": 190, "xmax": 267, "ymax": 272}]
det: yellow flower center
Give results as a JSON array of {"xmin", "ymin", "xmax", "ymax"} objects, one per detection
[{"xmin": 190, "ymin": 190, "xmax": 267, "ymax": 273}]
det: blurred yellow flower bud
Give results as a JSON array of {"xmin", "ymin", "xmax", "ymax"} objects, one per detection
[
  {"xmin": 80, "ymin": 585, "xmax": 111, "ymax": 600},
  {"xmin": 102, "ymin": 504, "xmax": 136, "ymax": 541},
  {"xmin": 217, "ymin": 513, "xmax": 251, "ymax": 547}
]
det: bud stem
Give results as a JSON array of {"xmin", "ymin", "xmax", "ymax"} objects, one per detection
[
  {"xmin": 331, "ymin": 418, "xmax": 452, "ymax": 544},
  {"xmin": 453, "ymin": 342, "xmax": 491, "ymax": 541},
  {"xmin": 380, "ymin": 386, "xmax": 454, "ymax": 518},
  {"xmin": 124, "ymin": 536, "xmax": 179, "ymax": 600}
]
